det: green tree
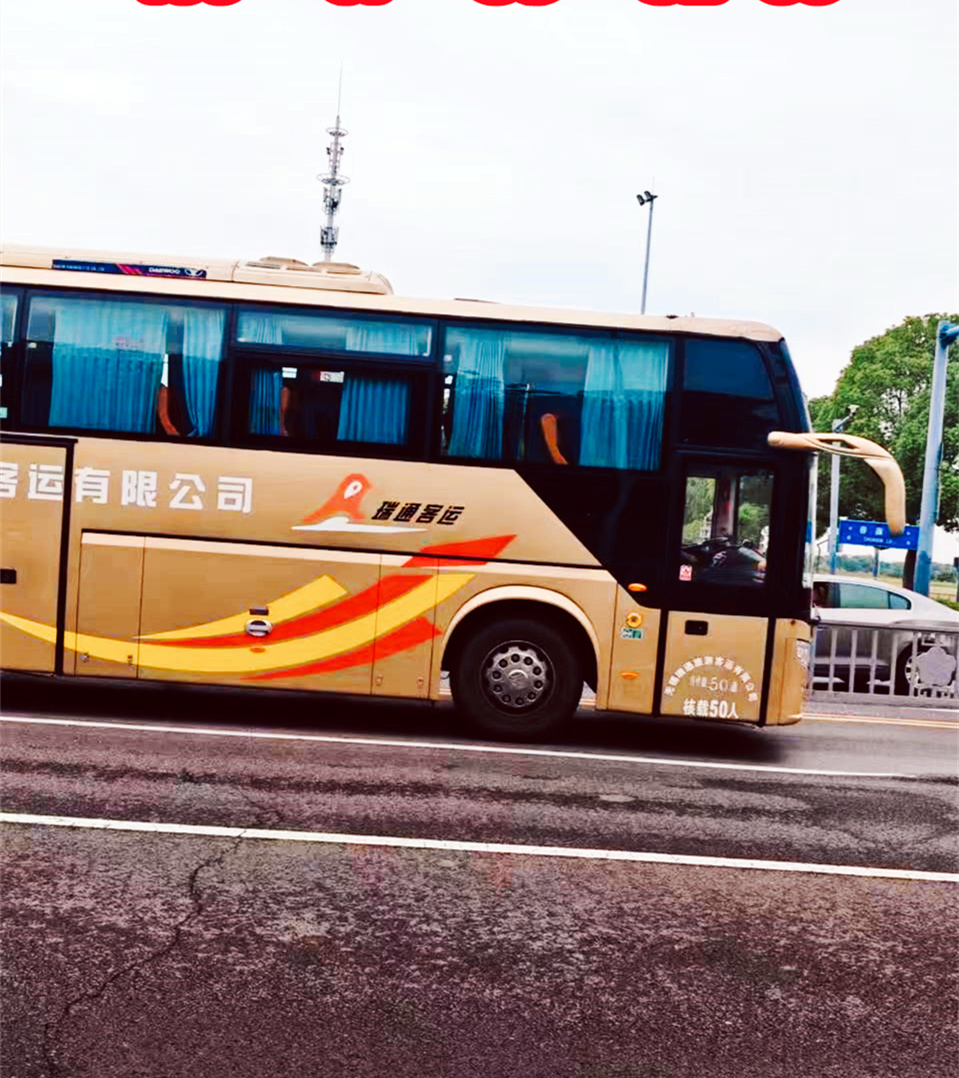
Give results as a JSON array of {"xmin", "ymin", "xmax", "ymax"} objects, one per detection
[{"xmin": 810, "ymin": 314, "xmax": 959, "ymax": 544}]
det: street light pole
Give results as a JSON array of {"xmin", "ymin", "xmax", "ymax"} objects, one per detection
[
  {"xmin": 828, "ymin": 406, "xmax": 858, "ymax": 574},
  {"xmin": 914, "ymin": 321, "xmax": 959, "ymax": 595},
  {"xmin": 636, "ymin": 190, "xmax": 658, "ymax": 315}
]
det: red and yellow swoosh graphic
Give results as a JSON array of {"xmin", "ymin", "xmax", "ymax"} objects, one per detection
[{"xmin": 0, "ymin": 536, "xmax": 514, "ymax": 680}]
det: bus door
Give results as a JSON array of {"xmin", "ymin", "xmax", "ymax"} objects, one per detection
[
  {"xmin": 0, "ymin": 436, "xmax": 73, "ymax": 674},
  {"xmin": 660, "ymin": 464, "xmax": 775, "ymax": 723}
]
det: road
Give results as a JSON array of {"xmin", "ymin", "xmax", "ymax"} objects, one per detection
[{"xmin": 1, "ymin": 676, "xmax": 957, "ymax": 1078}]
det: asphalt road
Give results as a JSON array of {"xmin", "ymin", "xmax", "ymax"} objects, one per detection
[{"xmin": 1, "ymin": 676, "xmax": 957, "ymax": 1078}]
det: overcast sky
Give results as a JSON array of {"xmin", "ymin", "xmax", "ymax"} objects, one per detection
[{"xmin": 1, "ymin": 0, "xmax": 956, "ymax": 407}]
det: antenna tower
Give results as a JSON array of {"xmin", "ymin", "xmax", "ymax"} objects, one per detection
[{"xmin": 318, "ymin": 78, "xmax": 350, "ymax": 262}]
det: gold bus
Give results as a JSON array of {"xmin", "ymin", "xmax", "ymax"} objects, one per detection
[{"xmin": 0, "ymin": 245, "xmax": 904, "ymax": 737}]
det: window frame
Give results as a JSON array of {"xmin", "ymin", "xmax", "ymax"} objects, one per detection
[
  {"xmin": 15, "ymin": 287, "xmax": 231, "ymax": 444},
  {"xmin": 434, "ymin": 316, "xmax": 675, "ymax": 472},
  {"xmin": 229, "ymin": 347, "xmax": 436, "ymax": 462},
  {"xmin": 0, "ymin": 286, "xmax": 24, "ymax": 428},
  {"xmin": 675, "ymin": 335, "xmax": 784, "ymax": 451}
]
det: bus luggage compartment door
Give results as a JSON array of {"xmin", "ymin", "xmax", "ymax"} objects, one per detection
[
  {"xmin": 0, "ymin": 439, "xmax": 70, "ymax": 675},
  {"xmin": 137, "ymin": 538, "xmax": 381, "ymax": 694},
  {"xmin": 659, "ymin": 611, "xmax": 768, "ymax": 723},
  {"xmin": 75, "ymin": 533, "xmax": 145, "ymax": 679}
]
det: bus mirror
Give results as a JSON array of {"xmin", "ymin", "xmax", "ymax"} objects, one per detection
[{"xmin": 767, "ymin": 431, "xmax": 906, "ymax": 536}]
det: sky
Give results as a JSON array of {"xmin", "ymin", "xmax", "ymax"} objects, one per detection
[{"xmin": 1, "ymin": 0, "xmax": 956, "ymax": 394}]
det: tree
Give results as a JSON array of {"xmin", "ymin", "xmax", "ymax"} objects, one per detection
[{"xmin": 810, "ymin": 313, "xmax": 959, "ymax": 535}]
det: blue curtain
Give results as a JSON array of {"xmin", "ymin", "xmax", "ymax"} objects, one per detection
[
  {"xmin": 345, "ymin": 323, "xmax": 423, "ymax": 355},
  {"xmin": 580, "ymin": 339, "xmax": 668, "ymax": 470},
  {"xmin": 181, "ymin": 308, "xmax": 225, "ymax": 437},
  {"xmin": 243, "ymin": 316, "xmax": 284, "ymax": 436},
  {"xmin": 336, "ymin": 325, "xmax": 416, "ymax": 444},
  {"xmin": 337, "ymin": 376, "xmax": 410, "ymax": 444},
  {"xmin": 49, "ymin": 300, "xmax": 167, "ymax": 432},
  {"xmin": 447, "ymin": 333, "xmax": 506, "ymax": 459}
]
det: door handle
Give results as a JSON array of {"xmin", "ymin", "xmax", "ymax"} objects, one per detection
[{"xmin": 245, "ymin": 618, "xmax": 273, "ymax": 638}]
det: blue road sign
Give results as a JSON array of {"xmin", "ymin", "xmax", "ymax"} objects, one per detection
[{"xmin": 838, "ymin": 519, "xmax": 919, "ymax": 550}]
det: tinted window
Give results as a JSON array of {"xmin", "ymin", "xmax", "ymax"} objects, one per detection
[
  {"xmin": 837, "ymin": 583, "xmax": 889, "ymax": 610},
  {"xmin": 680, "ymin": 468, "xmax": 773, "ymax": 588},
  {"xmin": 245, "ymin": 359, "xmax": 421, "ymax": 452},
  {"xmin": 1, "ymin": 291, "xmax": 18, "ymax": 422},
  {"xmin": 22, "ymin": 293, "xmax": 226, "ymax": 438},
  {"xmin": 441, "ymin": 324, "xmax": 669, "ymax": 470},
  {"xmin": 680, "ymin": 338, "xmax": 780, "ymax": 449},
  {"xmin": 236, "ymin": 308, "xmax": 432, "ymax": 358},
  {"xmin": 888, "ymin": 593, "xmax": 910, "ymax": 610}
]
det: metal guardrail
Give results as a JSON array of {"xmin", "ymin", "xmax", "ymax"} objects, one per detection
[{"xmin": 810, "ymin": 618, "xmax": 959, "ymax": 707}]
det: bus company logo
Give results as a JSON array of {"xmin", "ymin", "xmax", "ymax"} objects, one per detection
[{"xmin": 293, "ymin": 473, "xmax": 465, "ymax": 535}]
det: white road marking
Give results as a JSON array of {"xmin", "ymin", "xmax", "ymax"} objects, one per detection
[
  {"xmin": 0, "ymin": 715, "xmax": 915, "ymax": 778},
  {"xmin": 2, "ymin": 812, "xmax": 955, "ymax": 884}
]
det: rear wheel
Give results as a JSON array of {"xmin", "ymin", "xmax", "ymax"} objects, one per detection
[{"xmin": 450, "ymin": 618, "xmax": 582, "ymax": 739}]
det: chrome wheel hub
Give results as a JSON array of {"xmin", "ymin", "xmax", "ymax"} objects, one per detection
[{"xmin": 482, "ymin": 641, "xmax": 552, "ymax": 710}]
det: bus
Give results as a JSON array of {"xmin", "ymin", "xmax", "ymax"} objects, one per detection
[{"xmin": 0, "ymin": 245, "xmax": 905, "ymax": 737}]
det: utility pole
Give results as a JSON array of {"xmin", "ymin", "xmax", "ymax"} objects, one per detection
[
  {"xmin": 318, "ymin": 75, "xmax": 349, "ymax": 262},
  {"xmin": 636, "ymin": 190, "xmax": 658, "ymax": 315},
  {"xmin": 828, "ymin": 405, "xmax": 858, "ymax": 573},
  {"xmin": 914, "ymin": 321, "xmax": 959, "ymax": 595}
]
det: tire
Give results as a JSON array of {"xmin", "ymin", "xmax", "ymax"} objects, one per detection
[
  {"xmin": 895, "ymin": 645, "xmax": 928, "ymax": 696},
  {"xmin": 449, "ymin": 617, "xmax": 583, "ymax": 739}
]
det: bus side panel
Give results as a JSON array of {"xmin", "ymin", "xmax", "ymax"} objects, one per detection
[
  {"xmin": 763, "ymin": 618, "xmax": 810, "ymax": 726},
  {"xmin": 371, "ymin": 554, "xmax": 439, "ymax": 700},
  {"xmin": 659, "ymin": 611, "xmax": 768, "ymax": 723},
  {"xmin": 76, "ymin": 533, "xmax": 144, "ymax": 679},
  {"xmin": 137, "ymin": 538, "xmax": 380, "ymax": 694},
  {"xmin": 0, "ymin": 442, "xmax": 67, "ymax": 674},
  {"xmin": 606, "ymin": 592, "xmax": 661, "ymax": 716}
]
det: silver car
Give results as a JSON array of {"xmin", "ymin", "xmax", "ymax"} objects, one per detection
[{"xmin": 812, "ymin": 574, "xmax": 959, "ymax": 695}]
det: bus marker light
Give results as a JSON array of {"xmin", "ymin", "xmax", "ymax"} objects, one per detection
[
  {"xmin": 626, "ymin": 613, "xmax": 643, "ymax": 629},
  {"xmin": 627, "ymin": 583, "xmax": 647, "ymax": 593},
  {"xmin": 620, "ymin": 671, "xmax": 640, "ymax": 680}
]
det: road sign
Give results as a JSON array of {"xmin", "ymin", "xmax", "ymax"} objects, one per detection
[{"xmin": 838, "ymin": 519, "xmax": 919, "ymax": 550}]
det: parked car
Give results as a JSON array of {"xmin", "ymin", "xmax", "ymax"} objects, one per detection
[{"xmin": 811, "ymin": 574, "xmax": 958, "ymax": 695}]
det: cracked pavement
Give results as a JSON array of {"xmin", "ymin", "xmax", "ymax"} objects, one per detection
[{"xmin": 1, "ymin": 683, "xmax": 957, "ymax": 1076}]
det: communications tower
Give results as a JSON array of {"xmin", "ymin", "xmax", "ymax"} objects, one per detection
[{"xmin": 318, "ymin": 85, "xmax": 349, "ymax": 262}]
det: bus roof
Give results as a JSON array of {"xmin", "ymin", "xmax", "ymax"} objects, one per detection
[{"xmin": 0, "ymin": 243, "xmax": 785, "ymax": 343}]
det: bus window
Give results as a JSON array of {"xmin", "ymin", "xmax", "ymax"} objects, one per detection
[
  {"xmin": 680, "ymin": 469, "xmax": 773, "ymax": 587},
  {"xmin": 235, "ymin": 308, "xmax": 432, "ymax": 358},
  {"xmin": 442, "ymin": 325, "xmax": 669, "ymax": 469},
  {"xmin": 681, "ymin": 338, "xmax": 780, "ymax": 449},
  {"xmin": 21, "ymin": 294, "xmax": 226, "ymax": 438},
  {"xmin": 1, "ymin": 291, "xmax": 17, "ymax": 422},
  {"xmin": 246, "ymin": 360, "xmax": 416, "ymax": 449}
]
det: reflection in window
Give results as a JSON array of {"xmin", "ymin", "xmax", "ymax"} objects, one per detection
[
  {"xmin": 681, "ymin": 338, "xmax": 779, "ymax": 449},
  {"xmin": 680, "ymin": 469, "xmax": 773, "ymax": 587},
  {"xmin": 235, "ymin": 308, "xmax": 431, "ymax": 357},
  {"xmin": 442, "ymin": 325, "xmax": 669, "ymax": 469},
  {"xmin": 22, "ymin": 294, "xmax": 225, "ymax": 437},
  {"xmin": 838, "ymin": 583, "xmax": 893, "ymax": 610},
  {"xmin": 1, "ymin": 291, "xmax": 17, "ymax": 421},
  {"xmin": 247, "ymin": 362, "xmax": 412, "ymax": 447}
]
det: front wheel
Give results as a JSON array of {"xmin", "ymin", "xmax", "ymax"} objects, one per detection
[{"xmin": 450, "ymin": 618, "xmax": 583, "ymax": 739}]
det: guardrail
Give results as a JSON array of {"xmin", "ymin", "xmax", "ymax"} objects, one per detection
[{"xmin": 810, "ymin": 618, "xmax": 959, "ymax": 707}]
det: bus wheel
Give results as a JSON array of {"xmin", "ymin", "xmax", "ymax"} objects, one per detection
[{"xmin": 450, "ymin": 618, "xmax": 582, "ymax": 738}]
